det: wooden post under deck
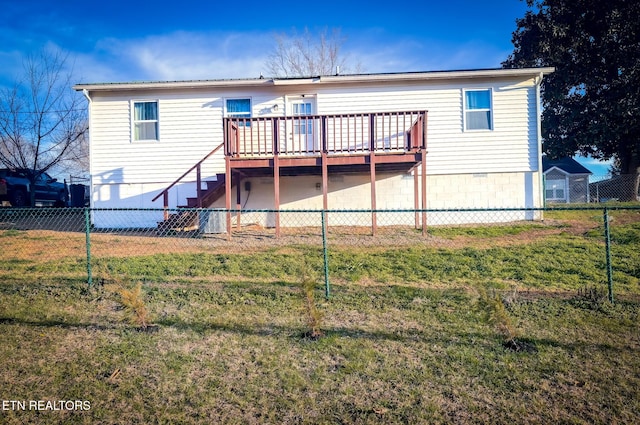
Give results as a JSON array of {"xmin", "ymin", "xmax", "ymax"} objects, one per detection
[
  {"xmin": 236, "ymin": 173, "xmax": 242, "ymax": 230},
  {"xmin": 369, "ymin": 115, "xmax": 377, "ymax": 236},
  {"xmin": 421, "ymin": 150, "xmax": 427, "ymax": 236},
  {"xmin": 321, "ymin": 117, "xmax": 329, "ymax": 224},
  {"xmin": 273, "ymin": 117, "xmax": 281, "ymax": 238},
  {"xmin": 414, "ymin": 169, "xmax": 419, "ymax": 229},
  {"xmin": 274, "ymin": 156, "xmax": 280, "ymax": 237},
  {"xmin": 225, "ymin": 156, "xmax": 232, "ymax": 240},
  {"xmin": 370, "ymin": 152, "xmax": 377, "ymax": 236},
  {"xmin": 321, "ymin": 152, "xmax": 328, "ymax": 211}
]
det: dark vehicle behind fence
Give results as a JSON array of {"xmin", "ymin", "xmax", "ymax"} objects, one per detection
[{"xmin": 0, "ymin": 169, "xmax": 69, "ymax": 207}]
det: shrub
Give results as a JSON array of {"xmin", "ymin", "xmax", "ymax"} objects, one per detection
[
  {"xmin": 476, "ymin": 285, "xmax": 517, "ymax": 342},
  {"xmin": 299, "ymin": 260, "xmax": 324, "ymax": 339},
  {"xmin": 117, "ymin": 282, "xmax": 151, "ymax": 330}
]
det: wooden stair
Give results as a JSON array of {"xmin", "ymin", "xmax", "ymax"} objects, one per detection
[{"xmin": 157, "ymin": 173, "xmax": 226, "ymax": 234}]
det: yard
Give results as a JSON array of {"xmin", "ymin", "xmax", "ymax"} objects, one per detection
[{"xmin": 0, "ymin": 207, "xmax": 639, "ymax": 424}]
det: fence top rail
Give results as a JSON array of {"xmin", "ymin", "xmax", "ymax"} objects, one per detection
[{"xmin": 4, "ymin": 205, "xmax": 634, "ymax": 213}]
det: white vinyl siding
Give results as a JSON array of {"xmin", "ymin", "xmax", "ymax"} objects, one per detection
[
  {"xmin": 92, "ymin": 96, "xmax": 224, "ymax": 186},
  {"xmin": 87, "ymin": 75, "xmax": 540, "ymax": 210},
  {"xmin": 315, "ymin": 80, "xmax": 536, "ymax": 175}
]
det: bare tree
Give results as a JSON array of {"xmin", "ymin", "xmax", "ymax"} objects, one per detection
[
  {"xmin": 0, "ymin": 50, "xmax": 88, "ymax": 204},
  {"xmin": 265, "ymin": 27, "xmax": 362, "ymax": 77}
]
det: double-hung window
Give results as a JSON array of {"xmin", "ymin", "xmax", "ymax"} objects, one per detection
[
  {"xmin": 226, "ymin": 98, "xmax": 251, "ymax": 126},
  {"xmin": 133, "ymin": 101, "xmax": 159, "ymax": 141},
  {"xmin": 464, "ymin": 89, "xmax": 493, "ymax": 131}
]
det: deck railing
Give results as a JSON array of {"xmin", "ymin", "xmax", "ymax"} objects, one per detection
[{"xmin": 224, "ymin": 111, "xmax": 427, "ymax": 158}]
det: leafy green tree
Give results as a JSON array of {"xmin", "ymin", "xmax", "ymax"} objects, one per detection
[{"xmin": 504, "ymin": 0, "xmax": 640, "ymax": 199}]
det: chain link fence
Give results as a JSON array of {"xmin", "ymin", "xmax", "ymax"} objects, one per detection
[
  {"xmin": 589, "ymin": 174, "xmax": 640, "ymax": 203},
  {"xmin": 1, "ymin": 205, "xmax": 639, "ymax": 301}
]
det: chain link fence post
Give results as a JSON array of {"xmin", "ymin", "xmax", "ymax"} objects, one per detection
[
  {"xmin": 603, "ymin": 207, "xmax": 614, "ymax": 303},
  {"xmin": 84, "ymin": 207, "xmax": 93, "ymax": 288},
  {"xmin": 321, "ymin": 210, "xmax": 330, "ymax": 300}
]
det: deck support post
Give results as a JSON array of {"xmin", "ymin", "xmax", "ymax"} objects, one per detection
[
  {"xmin": 225, "ymin": 156, "xmax": 232, "ymax": 240},
  {"xmin": 274, "ymin": 156, "xmax": 280, "ymax": 238},
  {"xmin": 370, "ymin": 152, "xmax": 377, "ymax": 236},
  {"xmin": 236, "ymin": 173, "xmax": 242, "ymax": 230},
  {"xmin": 273, "ymin": 118, "xmax": 281, "ymax": 238},
  {"xmin": 321, "ymin": 116, "xmax": 329, "ymax": 227},
  {"xmin": 414, "ymin": 168, "xmax": 419, "ymax": 229},
  {"xmin": 369, "ymin": 114, "xmax": 377, "ymax": 236},
  {"xmin": 322, "ymin": 152, "xmax": 328, "ymax": 211},
  {"xmin": 421, "ymin": 150, "xmax": 427, "ymax": 236}
]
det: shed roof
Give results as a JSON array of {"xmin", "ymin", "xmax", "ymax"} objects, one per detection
[{"xmin": 542, "ymin": 157, "xmax": 592, "ymax": 175}]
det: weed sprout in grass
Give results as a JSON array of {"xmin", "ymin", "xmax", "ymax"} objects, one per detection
[
  {"xmin": 299, "ymin": 259, "xmax": 324, "ymax": 339},
  {"xmin": 475, "ymin": 285, "xmax": 537, "ymax": 353}
]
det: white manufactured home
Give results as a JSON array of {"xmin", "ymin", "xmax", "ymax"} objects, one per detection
[{"xmin": 74, "ymin": 67, "xmax": 554, "ymax": 233}]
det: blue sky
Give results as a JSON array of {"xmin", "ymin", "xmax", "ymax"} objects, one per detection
[
  {"xmin": 0, "ymin": 0, "xmax": 611, "ymax": 174},
  {"xmin": 0, "ymin": 0, "xmax": 529, "ymax": 84}
]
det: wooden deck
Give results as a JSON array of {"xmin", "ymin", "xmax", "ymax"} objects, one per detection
[
  {"xmin": 223, "ymin": 111, "xmax": 428, "ymax": 237},
  {"xmin": 154, "ymin": 111, "xmax": 428, "ymax": 237}
]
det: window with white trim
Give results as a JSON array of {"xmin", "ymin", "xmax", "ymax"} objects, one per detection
[
  {"xmin": 133, "ymin": 101, "xmax": 159, "ymax": 141},
  {"xmin": 546, "ymin": 179, "xmax": 567, "ymax": 201},
  {"xmin": 226, "ymin": 98, "xmax": 251, "ymax": 126},
  {"xmin": 292, "ymin": 101, "xmax": 313, "ymax": 135},
  {"xmin": 464, "ymin": 89, "xmax": 493, "ymax": 130}
]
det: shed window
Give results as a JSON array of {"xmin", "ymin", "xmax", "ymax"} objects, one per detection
[
  {"xmin": 133, "ymin": 101, "xmax": 158, "ymax": 141},
  {"xmin": 464, "ymin": 89, "xmax": 492, "ymax": 130},
  {"xmin": 546, "ymin": 179, "xmax": 567, "ymax": 201}
]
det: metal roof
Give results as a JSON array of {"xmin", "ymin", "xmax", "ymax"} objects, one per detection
[{"xmin": 74, "ymin": 67, "xmax": 555, "ymax": 92}]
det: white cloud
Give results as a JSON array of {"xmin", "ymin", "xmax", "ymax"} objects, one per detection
[
  {"xmin": 71, "ymin": 29, "xmax": 514, "ymax": 84},
  {"xmin": 88, "ymin": 31, "xmax": 274, "ymax": 82}
]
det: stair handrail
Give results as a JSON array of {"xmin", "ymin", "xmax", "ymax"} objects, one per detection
[
  {"xmin": 407, "ymin": 111, "xmax": 427, "ymax": 150},
  {"xmin": 152, "ymin": 141, "xmax": 225, "ymax": 211}
]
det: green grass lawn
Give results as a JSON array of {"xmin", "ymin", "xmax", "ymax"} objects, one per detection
[
  {"xmin": 1, "ymin": 209, "xmax": 639, "ymax": 423},
  {"xmin": 0, "ymin": 279, "xmax": 638, "ymax": 424}
]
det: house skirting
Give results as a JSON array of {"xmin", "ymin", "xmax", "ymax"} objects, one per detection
[{"xmin": 89, "ymin": 170, "xmax": 541, "ymax": 229}]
